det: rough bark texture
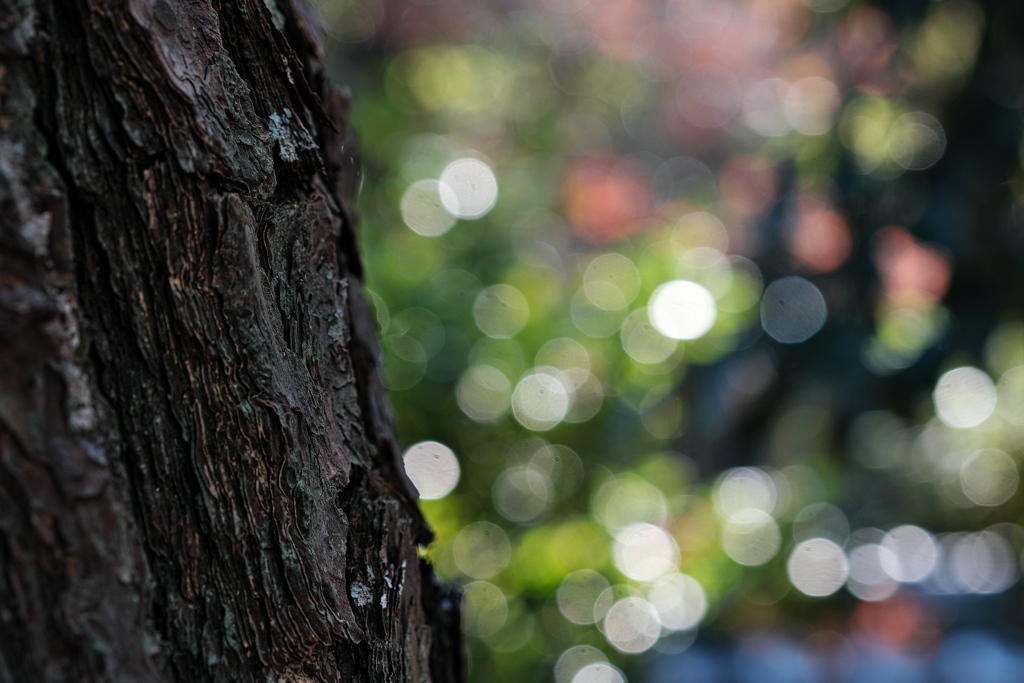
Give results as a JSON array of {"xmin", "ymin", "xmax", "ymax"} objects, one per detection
[{"xmin": 0, "ymin": 0, "xmax": 462, "ymax": 680}]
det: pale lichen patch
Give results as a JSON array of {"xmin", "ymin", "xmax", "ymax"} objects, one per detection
[
  {"xmin": 349, "ymin": 581, "xmax": 372, "ymax": 608},
  {"xmin": 267, "ymin": 108, "xmax": 317, "ymax": 162}
]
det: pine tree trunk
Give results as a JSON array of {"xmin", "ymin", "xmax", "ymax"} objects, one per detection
[{"xmin": 0, "ymin": 0, "xmax": 462, "ymax": 679}]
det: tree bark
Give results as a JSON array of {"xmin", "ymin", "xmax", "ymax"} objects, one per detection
[{"xmin": 0, "ymin": 0, "xmax": 462, "ymax": 680}]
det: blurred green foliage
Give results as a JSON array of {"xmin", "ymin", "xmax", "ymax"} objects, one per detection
[{"xmin": 320, "ymin": 0, "xmax": 1024, "ymax": 680}]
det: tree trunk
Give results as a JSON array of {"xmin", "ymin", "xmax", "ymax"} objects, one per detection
[{"xmin": 0, "ymin": 0, "xmax": 462, "ymax": 680}]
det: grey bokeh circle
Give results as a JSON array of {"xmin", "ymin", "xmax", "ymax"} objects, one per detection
[{"xmin": 760, "ymin": 276, "xmax": 827, "ymax": 343}]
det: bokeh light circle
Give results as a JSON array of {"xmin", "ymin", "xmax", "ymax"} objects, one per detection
[
  {"xmin": 473, "ymin": 284, "xmax": 530, "ymax": 339},
  {"xmin": 948, "ymin": 530, "xmax": 1019, "ymax": 593},
  {"xmin": 555, "ymin": 646, "xmax": 607, "ymax": 683},
  {"xmin": 621, "ymin": 309, "xmax": 678, "ymax": 364},
  {"xmin": 511, "ymin": 369, "xmax": 572, "ymax": 431},
  {"xmin": 785, "ymin": 77, "xmax": 842, "ymax": 135},
  {"xmin": 603, "ymin": 597, "xmax": 661, "ymax": 653},
  {"xmin": 536, "ymin": 337, "xmax": 591, "ymax": 373},
  {"xmin": 880, "ymin": 525, "xmax": 938, "ymax": 583},
  {"xmin": 400, "ymin": 179, "xmax": 457, "ymax": 236},
  {"xmin": 846, "ymin": 543, "xmax": 900, "ymax": 601},
  {"xmin": 456, "ymin": 364, "xmax": 512, "ymax": 422},
  {"xmin": 760, "ymin": 277, "xmax": 827, "ymax": 343},
  {"xmin": 585, "ymin": 253, "xmax": 641, "ymax": 310},
  {"xmin": 402, "ymin": 441, "xmax": 460, "ymax": 499},
  {"xmin": 572, "ymin": 663, "xmax": 626, "ymax": 683},
  {"xmin": 787, "ymin": 538, "xmax": 849, "ymax": 597},
  {"xmin": 558, "ymin": 570, "xmax": 612, "ymax": 625},
  {"xmin": 461, "ymin": 581, "xmax": 508, "ymax": 638},
  {"xmin": 647, "ymin": 573, "xmax": 707, "ymax": 631},
  {"xmin": 493, "ymin": 465, "xmax": 552, "ymax": 522},
  {"xmin": 714, "ymin": 467, "xmax": 777, "ymax": 521},
  {"xmin": 612, "ymin": 523, "xmax": 680, "ymax": 582},
  {"xmin": 721, "ymin": 509, "xmax": 782, "ymax": 566},
  {"xmin": 888, "ymin": 112, "xmax": 946, "ymax": 171},
  {"xmin": 593, "ymin": 585, "xmax": 643, "ymax": 624},
  {"xmin": 933, "ymin": 366, "xmax": 997, "ymax": 429},
  {"xmin": 453, "ymin": 522, "xmax": 512, "ymax": 579},
  {"xmin": 439, "ymin": 157, "xmax": 499, "ymax": 219},
  {"xmin": 592, "ymin": 475, "xmax": 668, "ymax": 531},
  {"xmin": 960, "ymin": 449, "xmax": 1018, "ymax": 506},
  {"xmin": 648, "ymin": 280, "xmax": 718, "ymax": 341}
]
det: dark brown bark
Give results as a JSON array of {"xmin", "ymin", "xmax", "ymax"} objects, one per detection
[{"xmin": 0, "ymin": 0, "xmax": 462, "ymax": 680}]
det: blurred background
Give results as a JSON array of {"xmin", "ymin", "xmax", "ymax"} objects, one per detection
[{"xmin": 316, "ymin": 0, "xmax": 1024, "ymax": 680}]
